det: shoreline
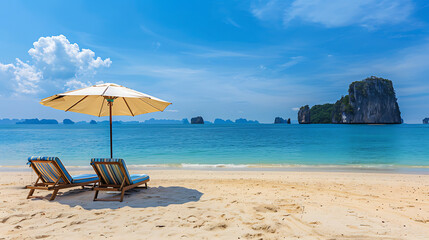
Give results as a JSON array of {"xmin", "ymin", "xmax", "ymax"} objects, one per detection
[{"xmin": 2, "ymin": 163, "xmax": 429, "ymax": 175}]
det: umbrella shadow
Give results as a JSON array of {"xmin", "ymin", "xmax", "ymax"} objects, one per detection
[{"xmin": 52, "ymin": 186, "xmax": 203, "ymax": 210}]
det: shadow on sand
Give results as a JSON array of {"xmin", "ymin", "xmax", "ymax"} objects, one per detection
[{"xmin": 47, "ymin": 186, "xmax": 203, "ymax": 210}]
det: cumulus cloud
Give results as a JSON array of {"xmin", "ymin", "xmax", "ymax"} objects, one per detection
[
  {"xmin": 64, "ymin": 79, "xmax": 91, "ymax": 90},
  {"xmin": 0, "ymin": 35, "xmax": 111, "ymax": 95},
  {"xmin": 0, "ymin": 59, "xmax": 42, "ymax": 94},
  {"xmin": 252, "ymin": 0, "xmax": 414, "ymax": 28}
]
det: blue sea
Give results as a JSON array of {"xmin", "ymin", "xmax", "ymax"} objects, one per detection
[{"xmin": 0, "ymin": 124, "xmax": 428, "ymax": 169}]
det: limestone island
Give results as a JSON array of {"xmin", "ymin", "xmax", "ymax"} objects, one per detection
[
  {"xmin": 274, "ymin": 117, "xmax": 291, "ymax": 124},
  {"xmin": 298, "ymin": 76, "xmax": 402, "ymax": 124}
]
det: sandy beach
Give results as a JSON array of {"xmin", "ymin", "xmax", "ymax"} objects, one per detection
[{"xmin": 0, "ymin": 169, "xmax": 428, "ymax": 240}]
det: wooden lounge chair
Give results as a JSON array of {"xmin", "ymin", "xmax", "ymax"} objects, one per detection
[
  {"xmin": 90, "ymin": 158, "xmax": 150, "ymax": 202},
  {"xmin": 26, "ymin": 156, "xmax": 99, "ymax": 200}
]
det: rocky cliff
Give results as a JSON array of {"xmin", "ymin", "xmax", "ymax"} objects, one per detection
[
  {"xmin": 298, "ymin": 77, "xmax": 402, "ymax": 124},
  {"xmin": 298, "ymin": 105, "xmax": 310, "ymax": 124}
]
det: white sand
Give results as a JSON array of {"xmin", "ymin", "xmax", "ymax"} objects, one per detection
[{"xmin": 1, "ymin": 169, "xmax": 428, "ymax": 239}]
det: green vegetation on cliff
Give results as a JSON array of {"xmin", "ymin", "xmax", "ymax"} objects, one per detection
[
  {"xmin": 350, "ymin": 76, "xmax": 395, "ymax": 98},
  {"xmin": 310, "ymin": 104, "xmax": 334, "ymax": 123},
  {"xmin": 333, "ymin": 95, "xmax": 353, "ymax": 123},
  {"xmin": 308, "ymin": 96, "xmax": 353, "ymax": 123}
]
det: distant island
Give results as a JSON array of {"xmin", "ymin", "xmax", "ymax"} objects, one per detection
[
  {"xmin": 63, "ymin": 119, "xmax": 74, "ymax": 124},
  {"xmin": 191, "ymin": 116, "xmax": 204, "ymax": 124},
  {"xmin": 142, "ymin": 118, "xmax": 184, "ymax": 124},
  {"xmin": 235, "ymin": 118, "xmax": 259, "ymax": 124},
  {"xmin": 189, "ymin": 116, "xmax": 260, "ymax": 124},
  {"xmin": 298, "ymin": 76, "xmax": 402, "ymax": 124},
  {"xmin": 274, "ymin": 117, "xmax": 291, "ymax": 124},
  {"xmin": 3, "ymin": 117, "xmax": 262, "ymax": 125},
  {"xmin": 214, "ymin": 118, "xmax": 234, "ymax": 124},
  {"xmin": 16, "ymin": 118, "xmax": 59, "ymax": 124},
  {"xmin": 423, "ymin": 118, "xmax": 429, "ymax": 124}
]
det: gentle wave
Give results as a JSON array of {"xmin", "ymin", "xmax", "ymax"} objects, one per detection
[
  {"xmin": 2, "ymin": 163, "xmax": 429, "ymax": 175},
  {"xmin": 3, "ymin": 163, "xmax": 429, "ymax": 169}
]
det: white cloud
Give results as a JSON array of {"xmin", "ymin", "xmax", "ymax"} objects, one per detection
[
  {"xmin": 292, "ymin": 107, "xmax": 300, "ymax": 111},
  {"xmin": 252, "ymin": 0, "xmax": 414, "ymax": 28},
  {"xmin": 64, "ymin": 79, "xmax": 91, "ymax": 90},
  {"xmin": 251, "ymin": 0, "xmax": 288, "ymax": 22},
  {"xmin": 0, "ymin": 59, "xmax": 42, "ymax": 94},
  {"xmin": 279, "ymin": 56, "xmax": 304, "ymax": 69},
  {"xmin": 0, "ymin": 35, "xmax": 111, "ymax": 95},
  {"xmin": 224, "ymin": 18, "xmax": 241, "ymax": 28}
]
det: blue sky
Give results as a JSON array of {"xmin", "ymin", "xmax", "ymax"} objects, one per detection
[{"xmin": 1, "ymin": 0, "xmax": 429, "ymax": 123}]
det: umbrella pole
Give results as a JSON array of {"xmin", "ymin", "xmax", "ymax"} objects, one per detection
[{"xmin": 109, "ymin": 101, "xmax": 113, "ymax": 158}]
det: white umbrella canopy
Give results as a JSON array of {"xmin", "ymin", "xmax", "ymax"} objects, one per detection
[
  {"xmin": 40, "ymin": 83, "xmax": 172, "ymax": 158},
  {"xmin": 40, "ymin": 83, "xmax": 171, "ymax": 117}
]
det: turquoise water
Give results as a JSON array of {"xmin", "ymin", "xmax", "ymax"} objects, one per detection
[{"xmin": 0, "ymin": 124, "xmax": 428, "ymax": 167}]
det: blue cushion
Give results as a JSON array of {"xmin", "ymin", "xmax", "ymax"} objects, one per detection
[
  {"xmin": 72, "ymin": 174, "xmax": 99, "ymax": 184},
  {"xmin": 130, "ymin": 174, "xmax": 149, "ymax": 184}
]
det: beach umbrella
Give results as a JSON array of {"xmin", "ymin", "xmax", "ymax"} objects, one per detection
[{"xmin": 40, "ymin": 83, "xmax": 171, "ymax": 158}]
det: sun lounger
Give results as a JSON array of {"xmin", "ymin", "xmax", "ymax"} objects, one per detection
[
  {"xmin": 90, "ymin": 158, "xmax": 150, "ymax": 202},
  {"xmin": 26, "ymin": 156, "xmax": 99, "ymax": 200}
]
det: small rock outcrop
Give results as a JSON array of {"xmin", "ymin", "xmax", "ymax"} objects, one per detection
[
  {"xmin": 63, "ymin": 119, "xmax": 74, "ymax": 124},
  {"xmin": 287, "ymin": 118, "xmax": 291, "ymax": 124},
  {"xmin": 191, "ymin": 116, "xmax": 204, "ymax": 124},
  {"xmin": 298, "ymin": 105, "xmax": 310, "ymax": 124},
  {"xmin": 89, "ymin": 120, "xmax": 97, "ymax": 124},
  {"xmin": 298, "ymin": 76, "xmax": 402, "ymax": 124},
  {"xmin": 274, "ymin": 117, "xmax": 286, "ymax": 124},
  {"xmin": 423, "ymin": 118, "xmax": 429, "ymax": 124}
]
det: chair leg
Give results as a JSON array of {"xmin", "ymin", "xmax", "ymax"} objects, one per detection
[
  {"xmin": 144, "ymin": 183, "xmax": 148, "ymax": 189},
  {"xmin": 50, "ymin": 189, "xmax": 59, "ymax": 201},
  {"xmin": 93, "ymin": 190, "xmax": 99, "ymax": 201},
  {"xmin": 27, "ymin": 189, "xmax": 35, "ymax": 199},
  {"xmin": 120, "ymin": 189, "xmax": 125, "ymax": 202}
]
